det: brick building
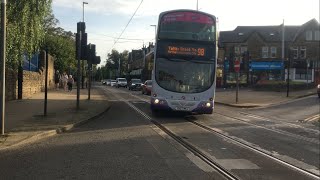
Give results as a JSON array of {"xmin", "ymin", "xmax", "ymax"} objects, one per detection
[
  {"xmin": 219, "ymin": 19, "xmax": 320, "ymax": 86},
  {"xmin": 127, "ymin": 43, "xmax": 154, "ymax": 81}
]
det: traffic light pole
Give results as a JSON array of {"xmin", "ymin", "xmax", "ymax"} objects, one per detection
[
  {"xmin": 77, "ymin": 31, "xmax": 82, "ymax": 109},
  {"xmin": 88, "ymin": 63, "xmax": 91, "ymax": 100},
  {"xmin": 44, "ymin": 49, "xmax": 49, "ymax": 116}
]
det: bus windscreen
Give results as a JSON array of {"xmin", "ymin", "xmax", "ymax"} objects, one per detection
[{"xmin": 159, "ymin": 11, "xmax": 215, "ymax": 41}]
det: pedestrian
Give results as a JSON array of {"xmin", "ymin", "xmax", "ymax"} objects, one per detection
[
  {"xmin": 62, "ymin": 72, "xmax": 68, "ymax": 91},
  {"xmin": 67, "ymin": 75, "xmax": 74, "ymax": 92},
  {"xmin": 54, "ymin": 70, "xmax": 61, "ymax": 90}
]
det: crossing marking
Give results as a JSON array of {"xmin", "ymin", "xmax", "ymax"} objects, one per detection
[{"xmin": 304, "ymin": 114, "xmax": 320, "ymax": 122}]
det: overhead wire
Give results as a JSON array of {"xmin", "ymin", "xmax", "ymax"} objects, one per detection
[{"xmin": 108, "ymin": 0, "xmax": 144, "ymax": 53}]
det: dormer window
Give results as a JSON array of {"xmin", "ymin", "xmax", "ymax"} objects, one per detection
[{"xmin": 306, "ymin": 31, "xmax": 313, "ymax": 41}]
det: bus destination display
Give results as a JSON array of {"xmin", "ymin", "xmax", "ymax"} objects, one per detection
[{"xmin": 167, "ymin": 46, "xmax": 205, "ymax": 56}]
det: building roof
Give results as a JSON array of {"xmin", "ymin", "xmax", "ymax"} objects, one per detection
[{"xmin": 219, "ymin": 19, "xmax": 319, "ymax": 44}]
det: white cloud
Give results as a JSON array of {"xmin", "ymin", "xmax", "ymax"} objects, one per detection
[{"xmin": 53, "ymin": 0, "xmax": 319, "ymax": 64}]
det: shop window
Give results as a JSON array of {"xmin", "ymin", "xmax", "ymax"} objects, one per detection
[
  {"xmin": 295, "ymin": 69, "xmax": 312, "ymax": 80},
  {"xmin": 315, "ymin": 31, "xmax": 320, "ymax": 41},
  {"xmin": 292, "ymin": 47, "xmax": 298, "ymax": 59},
  {"xmin": 240, "ymin": 47, "xmax": 247, "ymax": 54},
  {"xmin": 262, "ymin": 47, "xmax": 268, "ymax": 58},
  {"xmin": 270, "ymin": 47, "xmax": 277, "ymax": 58},
  {"xmin": 300, "ymin": 47, "xmax": 306, "ymax": 59},
  {"xmin": 306, "ymin": 31, "xmax": 313, "ymax": 41},
  {"xmin": 234, "ymin": 47, "xmax": 240, "ymax": 55}
]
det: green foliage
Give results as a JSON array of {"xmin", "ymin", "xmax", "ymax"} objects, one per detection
[
  {"xmin": 5, "ymin": 0, "xmax": 52, "ymax": 69},
  {"xmin": 43, "ymin": 20, "xmax": 76, "ymax": 73},
  {"xmin": 106, "ymin": 49, "xmax": 129, "ymax": 78}
]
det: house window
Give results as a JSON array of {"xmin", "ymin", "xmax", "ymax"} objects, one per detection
[
  {"xmin": 270, "ymin": 47, "xmax": 277, "ymax": 58},
  {"xmin": 295, "ymin": 69, "xmax": 312, "ymax": 80},
  {"xmin": 262, "ymin": 47, "xmax": 268, "ymax": 58},
  {"xmin": 240, "ymin": 47, "xmax": 247, "ymax": 54},
  {"xmin": 315, "ymin": 31, "xmax": 320, "ymax": 41},
  {"xmin": 292, "ymin": 47, "xmax": 298, "ymax": 59},
  {"xmin": 306, "ymin": 31, "xmax": 313, "ymax": 41},
  {"xmin": 300, "ymin": 47, "xmax": 306, "ymax": 59},
  {"xmin": 234, "ymin": 47, "xmax": 240, "ymax": 55}
]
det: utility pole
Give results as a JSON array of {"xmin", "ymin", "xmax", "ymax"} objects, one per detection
[
  {"xmin": 118, "ymin": 58, "xmax": 121, "ymax": 77},
  {"xmin": 0, "ymin": 0, "xmax": 6, "ymax": 135},
  {"xmin": 286, "ymin": 50, "xmax": 291, "ymax": 97}
]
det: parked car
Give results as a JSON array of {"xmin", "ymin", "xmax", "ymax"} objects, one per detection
[
  {"xmin": 106, "ymin": 79, "xmax": 111, "ymax": 86},
  {"xmin": 142, "ymin": 80, "xmax": 152, "ymax": 95},
  {"xmin": 101, "ymin": 79, "xmax": 107, "ymax": 85},
  {"xmin": 128, "ymin": 79, "xmax": 142, "ymax": 91},
  {"xmin": 116, "ymin": 78, "xmax": 127, "ymax": 88},
  {"xmin": 317, "ymin": 84, "xmax": 320, "ymax": 98},
  {"xmin": 110, "ymin": 80, "xmax": 117, "ymax": 87}
]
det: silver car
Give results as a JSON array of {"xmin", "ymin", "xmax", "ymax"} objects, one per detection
[{"xmin": 116, "ymin": 78, "xmax": 127, "ymax": 88}]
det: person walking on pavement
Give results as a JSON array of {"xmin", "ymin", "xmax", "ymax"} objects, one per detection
[
  {"xmin": 62, "ymin": 72, "xmax": 68, "ymax": 91},
  {"xmin": 54, "ymin": 70, "xmax": 61, "ymax": 90},
  {"xmin": 67, "ymin": 75, "xmax": 74, "ymax": 92}
]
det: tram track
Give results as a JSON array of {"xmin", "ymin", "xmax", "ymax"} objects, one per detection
[
  {"xmin": 103, "ymin": 87, "xmax": 320, "ymax": 179},
  {"xmin": 185, "ymin": 117, "xmax": 320, "ymax": 179},
  {"xmin": 212, "ymin": 111, "xmax": 320, "ymax": 144}
]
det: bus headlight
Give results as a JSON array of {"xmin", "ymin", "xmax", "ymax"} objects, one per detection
[
  {"xmin": 206, "ymin": 102, "xmax": 211, "ymax": 107},
  {"xmin": 154, "ymin": 99, "xmax": 160, "ymax": 104}
]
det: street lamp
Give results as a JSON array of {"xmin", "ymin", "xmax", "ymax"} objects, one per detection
[
  {"xmin": 197, "ymin": 0, "xmax": 198, "ymax": 11},
  {"xmin": 83, "ymin": 2, "xmax": 88, "ymax": 22},
  {"xmin": 150, "ymin": 25, "xmax": 156, "ymax": 40},
  {"xmin": 0, "ymin": 0, "xmax": 6, "ymax": 135}
]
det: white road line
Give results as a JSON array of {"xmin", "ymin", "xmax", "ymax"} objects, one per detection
[{"xmin": 305, "ymin": 114, "xmax": 320, "ymax": 122}]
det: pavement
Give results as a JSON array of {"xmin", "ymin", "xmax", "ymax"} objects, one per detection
[
  {"xmin": 0, "ymin": 84, "xmax": 110, "ymax": 151},
  {"xmin": 0, "ymin": 83, "xmax": 317, "ymax": 151},
  {"xmin": 215, "ymin": 87, "xmax": 318, "ymax": 108}
]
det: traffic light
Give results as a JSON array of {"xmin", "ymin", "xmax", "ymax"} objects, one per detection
[
  {"xmin": 81, "ymin": 33, "xmax": 87, "ymax": 60},
  {"xmin": 76, "ymin": 22, "xmax": 88, "ymax": 60},
  {"xmin": 94, "ymin": 56, "xmax": 101, "ymax": 64},
  {"xmin": 77, "ymin": 22, "xmax": 86, "ymax": 33}
]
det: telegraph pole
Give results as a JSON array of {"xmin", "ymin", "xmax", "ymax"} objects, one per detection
[{"xmin": 0, "ymin": 0, "xmax": 6, "ymax": 135}]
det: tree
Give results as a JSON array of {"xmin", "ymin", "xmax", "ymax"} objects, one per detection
[
  {"xmin": 106, "ymin": 49, "xmax": 129, "ymax": 78},
  {"xmin": 41, "ymin": 11, "xmax": 76, "ymax": 73},
  {"xmin": 5, "ymin": 0, "xmax": 52, "ymax": 69}
]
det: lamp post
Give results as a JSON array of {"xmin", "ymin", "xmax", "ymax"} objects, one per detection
[
  {"xmin": 0, "ymin": 0, "xmax": 6, "ymax": 135},
  {"xmin": 83, "ymin": 2, "xmax": 88, "ymax": 22},
  {"xmin": 197, "ymin": 0, "xmax": 199, "ymax": 11},
  {"xmin": 150, "ymin": 25, "xmax": 156, "ymax": 40}
]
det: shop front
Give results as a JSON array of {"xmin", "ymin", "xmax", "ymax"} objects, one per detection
[{"xmin": 249, "ymin": 61, "xmax": 284, "ymax": 84}]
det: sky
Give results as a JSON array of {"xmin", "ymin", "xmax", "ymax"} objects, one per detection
[{"xmin": 53, "ymin": 0, "xmax": 320, "ymax": 65}]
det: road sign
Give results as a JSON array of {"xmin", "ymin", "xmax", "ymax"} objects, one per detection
[{"xmin": 234, "ymin": 59, "xmax": 240, "ymax": 72}]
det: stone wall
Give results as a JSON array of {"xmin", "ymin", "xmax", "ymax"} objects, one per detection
[
  {"xmin": 22, "ymin": 52, "xmax": 55, "ymax": 99},
  {"xmin": 4, "ymin": 51, "xmax": 55, "ymax": 101},
  {"xmin": 5, "ymin": 69, "xmax": 18, "ymax": 101}
]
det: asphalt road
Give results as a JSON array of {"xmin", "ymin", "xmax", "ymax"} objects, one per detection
[
  {"xmin": 0, "ymin": 87, "xmax": 223, "ymax": 180},
  {"xmin": 0, "ymin": 85, "xmax": 319, "ymax": 180},
  {"xmin": 246, "ymin": 95, "xmax": 320, "ymax": 125}
]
